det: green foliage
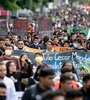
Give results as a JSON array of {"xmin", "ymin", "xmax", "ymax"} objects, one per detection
[
  {"xmin": 0, "ymin": 0, "xmax": 53, "ymax": 11},
  {"xmin": 69, "ymin": 0, "xmax": 90, "ymax": 5},
  {"xmin": 16, "ymin": 0, "xmax": 31, "ymax": 9},
  {"xmin": 84, "ymin": 0, "xmax": 90, "ymax": 5},
  {"xmin": 42, "ymin": 0, "xmax": 48, "ymax": 6},
  {"xmin": 0, "ymin": 0, "xmax": 20, "ymax": 11},
  {"xmin": 17, "ymin": 0, "xmax": 50, "ymax": 11}
]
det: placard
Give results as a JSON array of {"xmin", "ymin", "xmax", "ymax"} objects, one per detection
[
  {"xmin": 38, "ymin": 19, "xmax": 52, "ymax": 31},
  {"xmin": 12, "ymin": 19, "xmax": 28, "ymax": 36}
]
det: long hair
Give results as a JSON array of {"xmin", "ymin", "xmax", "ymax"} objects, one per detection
[
  {"xmin": 19, "ymin": 53, "xmax": 29, "ymax": 71},
  {"xmin": 6, "ymin": 60, "xmax": 16, "ymax": 75},
  {"xmin": 61, "ymin": 61, "xmax": 75, "ymax": 73}
]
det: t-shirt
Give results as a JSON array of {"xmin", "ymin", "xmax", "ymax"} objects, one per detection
[{"xmin": 22, "ymin": 84, "xmax": 53, "ymax": 100}]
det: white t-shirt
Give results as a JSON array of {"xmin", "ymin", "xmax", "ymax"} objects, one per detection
[{"xmin": 0, "ymin": 76, "xmax": 18, "ymax": 100}]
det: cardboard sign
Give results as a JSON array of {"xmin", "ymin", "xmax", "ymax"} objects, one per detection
[
  {"xmin": 12, "ymin": 19, "xmax": 28, "ymax": 36},
  {"xmin": 38, "ymin": 19, "xmax": 52, "ymax": 31}
]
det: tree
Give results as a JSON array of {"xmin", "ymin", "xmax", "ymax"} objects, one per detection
[
  {"xmin": 17, "ymin": 0, "xmax": 50, "ymax": 11},
  {"xmin": 69, "ymin": 0, "xmax": 90, "ymax": 5},
  {"xmin": 69, "ymin": 0, "xmax": 79, "ymax": 5},
  {"xmin": 16, "ymin": 0, "xmax": 31, "ymax": 9},
  {"xmin": 82, "ymin": 0, "xmax": 90, "ymax": 5},
  {"xmin": 0, "ymin": 0, "xmax": 20, "ymax": 11},
  {"xmin": 0, "ymin": 0, "xmax": 54, "ymax": 11}
]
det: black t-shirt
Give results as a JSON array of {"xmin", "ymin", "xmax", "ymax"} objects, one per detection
[
  {"xmin": 7, "ymin": 71, "xmax": 31, "ymax": 91},
  {"xmin": 74, "ymin": 48, "xmax": 87, "ymax": 52},
  {"xmin": 22, "ymin": 84, "xmax": 53, "ymax": 100}
]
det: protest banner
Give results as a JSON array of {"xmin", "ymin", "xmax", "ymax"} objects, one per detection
[
  {"xmin": 14, "ymin": 50, "xmax": 90, "ymax": 77},
  {"xmin": 52, "ymin": 46, "xmax": 73, "ymax": 52},
  {"xmin": 12, "ymin": 19, "xmax": 28, "ymax": 36},
  {"xmin": 14, "ymin": 50, "xmax": 35, "ymax": 62},
  {"xmin": 27, "ymin": 46, "xmax": 73, "ymax": 53},
  {"xmin": 0, "ymin": 20, "xmax": 7, "ymax": 36},
  {"xmin": 27, "ymin": 47, "xmax": 43, "ymax": 53},
  {"xmin": 43, "ymin": 51, "xmax": 90, "ymax": 76},
  {"xmin": 52, "ymin": 46, "xmax": 61, "ymax": 52}
]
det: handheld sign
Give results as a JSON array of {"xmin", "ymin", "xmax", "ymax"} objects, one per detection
[
  {"xmin": 12, "ymin": 19, "xmax": 28, "ymax": 36},
  {"xmin": 38, "ymin": 19, "xmax": 52, "ymax": 31}
]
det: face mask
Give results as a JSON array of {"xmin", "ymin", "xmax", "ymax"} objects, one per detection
[
  {"xmin": 0, "ymin": 96, "xmax": 6, "ymax": 100},
  {"xmin": 73, "ymin": 43, "xmax": 77, "ymax": 48},
  {"xmin": 64, "ymin": 37, "xmax": 68, "ymax": 41},
  {"xmin": 57, "ymin": 23, "xmax": 61, "ymax": 27},
  {"xmin": 29, "ymin": 38, "xmax": 31, "ymax": 42},
  {"xmin": 34, "ymin": 43, "xmax": 38, "ymax": 46},
  {"xmin": 35, "ymin": 56, "xmax": 43, "ymax": 64},
  {"xmin": 5, "ymin": 50, "xmax": 12, "ymax": 56}
]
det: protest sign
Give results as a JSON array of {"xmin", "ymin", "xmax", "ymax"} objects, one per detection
[
  {"xmin": 0, "ymin": 20, "xmax": 7, "ymax": 36},
  {"xmin": 38, "ymin": 30, "xmax": 53, "ymax": 39},
  {"xmin": 12, "ymin": 19, "xmax": 28, "ymax": 36},
  {"xmin": 14, "ymin": 50, "xmax": 90, "ymax": 76},
  {"xmin": 38, "ymin": 19, "xmax": 52, "ymax": 31}
]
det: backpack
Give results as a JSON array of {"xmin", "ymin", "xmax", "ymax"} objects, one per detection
[{"xmin": 54, "ymin": 80, "xmax": 78, "ymax": 90}]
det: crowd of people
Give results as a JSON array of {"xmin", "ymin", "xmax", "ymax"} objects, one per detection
[{"xmin": 0, "ymin": 5, "xmax": 90, "ymax": 100}]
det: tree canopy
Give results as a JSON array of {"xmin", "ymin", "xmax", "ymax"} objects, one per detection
[
  {"xmin": 0, "ymin": 0, "xmax": 20, "ymax": 11},
  {"xmin": 0, "ymin": 0, "xmax": 50, "ymax": 11},
  {"xmin": 0, "ymin": 0, "xmax": 90, "ymax": 11}
]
